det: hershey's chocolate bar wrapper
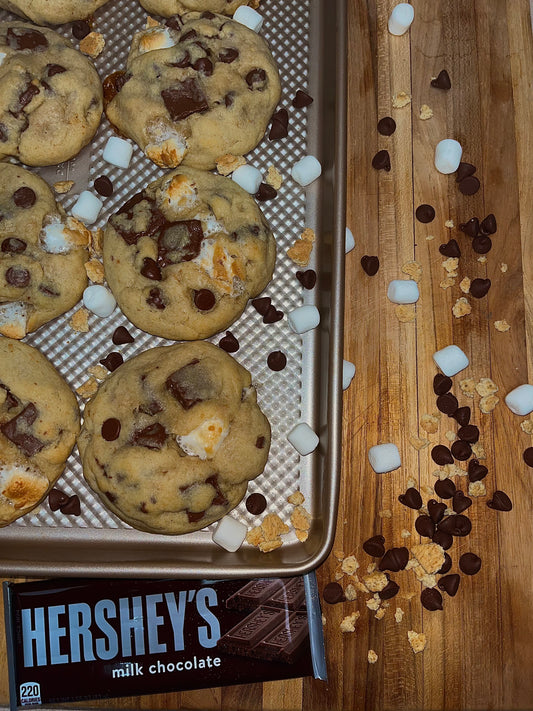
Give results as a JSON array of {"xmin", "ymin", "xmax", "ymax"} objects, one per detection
[{"xmin": 3, "ymin": 573, "xmax": 326, "ymax": 708}]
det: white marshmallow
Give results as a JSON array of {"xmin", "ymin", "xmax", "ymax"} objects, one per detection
[
  {"xmin": 0, "ymin": 52, "xmax": 6, "ymax": 66},
  {"xmin": 176, "ymin": 418, "xmax": 229, "ymax": 460},
  {"xmin": 287, "ymin": 422, "xmax": 319, "ymax": 456},
  {"xmin": 291, "ymin": 155, "xmax": 322, "ymax": 186},
  {"xmin": 212, "ymin": 515, "xmax": 248, "ymax": 552},
  {"xmin": 388, "ymin": 3, "xmax": 414, "ymax": 35},
  {"xmin": 387, "ymin": 279, "xmax": 419, "ymax": 304},
  {"xmin": 71, "ymin": 191, "xmax": 103, "ymax": 225},
  {"xmin": 433, "ymin": 345, "xmax": 469, "ymax": 377},
  {"xmin": 233, "ymin": 5, "xmax": 263, "ymax": 32},
  {"xmin": 83, "ymin": 285, "xmax": 116, "ymax": 318},
  {"xmin": 505, "ymin": 384, "xmax": 533, "ymax": 416},
  {"xmin": 231, "ymin": 164, "xmax": 262, "ymax": 194},
  {"xmin": 103, "ymin": 136, "xmax": 134, "ymax": 169},
  {"xmin": 0, "ymin": 302, "xmax": 27, "ymax": 339},
  {"xmin": 287, "ymin": 304, "xmax": 320, "ymax": 334},
  {"xmin": 345, "ymin": 227, "xmax": 355, "ymax": 254},
  {"xmin": 368, "ymin": 443, "xmax": 401, "ymax": 474},
  {"xmin": 434, "ymin": 139, "xmax": 463, "ymax": 174},
  {"xmin": 343, "ymin": 360, "xmax": 356, "ymax": 390},
  {"xmin": 40, "ymin": 219, "xmax": 71, "ymax": 254}
]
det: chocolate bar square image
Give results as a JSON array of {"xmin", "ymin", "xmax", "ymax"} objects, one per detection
[{"xmin": 226, "ymin": 577, "xmax": 306, "ymax": 612}]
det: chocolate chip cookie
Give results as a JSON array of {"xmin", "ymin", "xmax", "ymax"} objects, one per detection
[
  {"xmin": 105, "ymin": 12, "xmax": 280, "ymax": 169},
  {"xmin": 103, "ymin": 166, "xmax": 276, "ymax": 340},
  {"xmin": 0, "ymin": 163, "xmax": 89, "ymax": 339},
  {"xmin": 0, "ymin": 337, "xmax": 80, "ymax": 526},
  {"xmin": 0, "ymin": 21, "xmax": 103, "ymax": 165},
  {"xmin": 0, "ymin": 1, "xmax": 110, "ymax": 24},
  {"xmin": 140, "ymin": 0, "xmax": 248, "ymax": 16},
  {"xmin": 78, "ymin": 341, "xmax": 271, "ymax": 535}
]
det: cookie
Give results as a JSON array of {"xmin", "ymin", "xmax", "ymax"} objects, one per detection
[
  {"xmin": 0, "ymin": 21, "xmax": 103, "ymax": 165},
  {"xmin": 140, "ymin": 0, "xmax": 248, "ymax": 16},
  {"xmin": 105, "ymin": 12, "xmax": 280, "ymax": 169},
  {"xmin": 0, "ymin": 163, "xmax": 89, "ymax": 339},
  {"xmin": 0, "ymin": 1, "xmax": 110, "ymax": 24},
  {"xmin": 103, "ymin": 166, "xmax": 276, "ymax": 340},
  {"xmin": 78, "ymin": 341, "xmax": 271, "ymax": 535},
  {"xmin": 0, "ymin": 337, "xmax": 80, "ymax": 526}
]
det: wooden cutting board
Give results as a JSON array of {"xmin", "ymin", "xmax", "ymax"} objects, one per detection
[{"xmin": 1, "ymin": 1, "xmax": 532, "ymax": 709}]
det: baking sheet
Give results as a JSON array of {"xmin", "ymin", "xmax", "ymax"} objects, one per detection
[{"xmin": 0, "ymin": 0, "xmax": 346, "ymax": 578}]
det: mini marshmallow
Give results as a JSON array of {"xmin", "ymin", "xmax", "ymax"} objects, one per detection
[
  {"xmin": 103, "ymin": 136, "xmax": 134, "ymax": 169},
  {"xmin": 212, "ymin": 515, "xmax": 248, "ymax": 552},
  {"xmin": 40, "ymin": 220, "xmax": 71, "ymax": 254},
  {"xmin": 83, "ymin": 285, "xmax": 116, "ymax": 318},
  {"xmin": 434, "ymin": 139, "xmax": 463, "ymax": 174},
  {"xmin": 287, "ymin": 304, "xmax": 320, "ymax": 334},
  {"xmin": 291, "ymin": 155, "xmax": 322, "ymax": 187},
  {"xmin": 433, "ymin": 345, "xmax": 469, "ymax": 377},
  {"xmin": 368, "ymin": 443, "xmax": 401, "ymax": 474},
  {"xmin": 387, "ymin": 279, "xmax": 419, "ymax": 304},
  {"xmin": 287, "ymin": 422, "xmax": 319, "ymax": 456},
  {"xmin": 505, "ymin": 384, "xmax": 533, "ymax": 416},
  {"xmin": 71, "ymin": 191, "xmax": 103, "ymax": 225},
  {"xmin": 231, "ymin": 164, "xmax": 262, "ymax": 194},
  {"xmin": 388, "ymin": 3, "xmax": 414, "ymax": 35},
  {"xmin": 345, "ymin": 227, "xmax": 355, "ymax": 254},
  {"xmin": 343, "ymin": 360, "xmax": 356, "ymax": 390},
  {"xmin": 0, "ymin": 302, "xmax": 27, "ymax": 339},
  {"xmin": 233, "ymin": 5, "xmax": 263, "ymax": 32},
  {"xmin": 0, "ymin": 52, "xmax": 6, "ymax": 65}
]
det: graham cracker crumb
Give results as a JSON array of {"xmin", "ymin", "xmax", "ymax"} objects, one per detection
[
  {"xmin": 259, "ymin": 538, "xmax": 283, "ymax": 553},
  {"xmin": 413, "ymin": 567, "xmax": 437, "ymax": 589},
  {"xmin": 295, "ymin": 529, "xmax": 309, "ymax": 542},
  {"xmin": 445, "ymin": 219, "xmax": 454, "ymax": 228},
  {"xmin": 321, "ymin": 614, "xmax": 326, "ymax": 626},
  {"xmin": 76, "ymin": 377, "xmax": 98, "ymax": 399},
  {"xmin": 344, "ymin": 583, "xmax": 357, "ymax": 601},
  {"xmin": 402, "ymin": 260, "xmax": 422, "ymax": 282},
  {"xmin": 468, "ymin": 480, "xmax": 487, "ymax": 497},
  {"xmin": 494, "ymin": 319, "xmax": 510, "ymax": 332},
  {"xmin": 500, "ymin": 262, "xmax": 508, "ymax": 273},
  {"xmin": 409, "ymin": 434, "xmax": 430, "ymax": 450},
  {"xmin": 420, "ymin": 413, "xmax": 440, "ymax": 434},
  {"xmin": 341, "ymin": 555, "xmax": 359, "ymax": 576},
  {"xmin": 85, "ymin": 258, "xmax": 105, "ymax": 284},
  {"xmin": 87, "ymin": 364, "xmax": 108, "ymax": 382},
  {"xmin": 405, "ymin": 558, "xmax": 417, "ymax": 571},
  {"xmin": 64, "ymin": 217, "xmax": 91, "ymax": 247},
  {"xmin": 91, "ymin": 227, "xmax": 104, "ymax": 256},
  {"xmin": 333, "ymin": 548, "xmax": 345, "ymax": 560},
  {"xmin": 452, "ymin": 297, "xmax": 472, "ymax": 318},
  {"xmin": 246, "ymin": 526, "xmax": 264, "ymax": 546},
  {"xmin": 407, "ymin": 476, "xmax": 417, "ymax": 489},
  {"xmin": 265, "ymin": 165, "xmax": 283, "ymax": 190},
  {"xmin": 401, "ymin": 529, "xmax": 412, "ymax": 538},
  {"xmin": 287, "ymin": 238, "xmax": 313, "ymax": 267},
  {"xmin": 216, "ymin": 153, "xmax": 246, "ymax": 176},
  {"xmin": 395, "ymin": 607, "xmax": 404, "ymax": 623},
  {"xmin": 392, "ymin": 91, "xmax": 411, "ymax": 108},
  {"xmin": 411, "ymin": 543, "xmax": 445, "ymax": 574},
  {"xmin": 363, "ymin": 571, "xmax": 388, "ymax": 593},
  {"xmin": 442, "ymin": 257, "xmax": 459, "ymax": 274},
  {"xmin": 301, "ymin": 227, "xmax": 315, "ymax": 243},
  {"xmin": 445, "ymin": 463, "xmax": 467, "ymax": 477},
  {"xmin": 288, "ymin": 491, "xmax": 305, "ymax": 506},
  {"xmin": 69, "ymin": 308, "xmax": 90, "ymax": 333},
  {"xmin": 426, "ymin": 234, "xmax": 435, "ymax": 241},
  {"xmin": 340, "ymin": 612, "xmax": 359, "ymax": 633},
  {"xmin": 368, "ymin": 649, "xmax": 378, "ymax": 663},
  {"xmin": 460, "ymin": 276, "xmax": 471, "ymax": 293},
  {"xmin": 440, "ymin": 277, "xmax": 456, "ymax": 290},
  {"xmin": 476, "ymin": 378, "xmax": 498, "ymax": 397},
  {"xmin": 79, "ymin": 31, "xmax": 105, "ymax": 58},
  {"xmin": 445, "ymin": 430, "xmax": 457, "ymax": 442},
  {"xmin": 378, "ymin": 509, "xmax": 392, "ymax": 519},
  {"xmin": 145, "ymin": 16, "xmax": 161, "ymax": 28},
  {"xmin": 520, "ymin": 418, "xmax": 533, "ymax": 435},
  {"xmin": 53, "ymin": 180, "xmax": 74, "ymax": 194},
  {"xmin": 478, "ymin": 255, "xmax": 487, "ymax": 263},
  {"xmin": 291, "ymin": 505, "xmax": 311, "ymax": 531},
  {"xmin": 419, "ymin": 104, "xmax": 433, "ymax": 120},
  {"xmin": 432, "ymin": 468, "xmax": 448, "ymax": 480},
  {"xmin": 366, "ymin": 595, "xmax": 381, "ymax": 611},
  {"xmin": 408, "ymin": 630, "xmax": 427, "ymax": 653},
  {"xmin": 367, "ymin": 562, "xmax": 377, "ymax": 574},
  {"xmin": 459, "ymin": 378, "xmax": 476, "ymax": 398},
  {"xmin": 395, "ymin": 304, "xmax": 416, "ymax": 322},
  {"xmin": 375, "ymin": 608, "xmax": 386, "ymax": 622},
  {"xmin": 421, "ymin": 484, "xmax": 435, "ymax": 498},
  {"xmin": 479, "ymin": 394, "xmax": 499, "ymax": 414},
  {"xmin": 471, "ymin": 442, "xmax": 486, "ymax": 459},
  {"xmin": 261, "ymin": 513, "xmax": 289, "ymax": 540}
]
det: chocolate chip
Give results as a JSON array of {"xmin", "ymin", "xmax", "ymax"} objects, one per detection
[
  {"xmin": 457, "ymin": 424, "xmax": 479, "ymax": 443},
  {"xmin": 438, "ymin": 573, "xmax": 460, "ymax": 597},
  {"xmin": 433, "ymin": 373, "xmax": 452, "ymax": 395},
  {"xmin": 101, "ymin": 418, "xmax": 121, "ymax": 441},
  {"xmin": 112, "ymin": 326, "xmax": 134, "ymax": 345},
  {"xmin": 292, "ymin": 89, "xmax": 313, "ymax": 108},
  {"xmin": 372, "ymin": 149, "xmax": 391, "ymax": 171},
  {"xmin": 438, "ymin": 239, "xmax": 461, "ymax": 258},
  {"xmin": 378, "ymin": 546, "xmax": 409, "ymax": 572},
  {"xmin": 458, "ymin": 175, "xmax": 480, "ymax": 195},
  {"xmin": 431, "ymin": 445, "xmax": 454, "ymax": 466},
  {"xmin": 46, "ymin": 63, "xmax": 67, "ymax": 77},
  {"xmin": 460, "ymin": 217, "xmax": 480, "ymax": 237},
  {"xmin": 398, "ymin": 487, "xmax": 422, "ymax": 509},
  {"xmin": 434, "ymin": 477, "xmax": 456, "ymax": 498},
  {"xmin": 269, "ymin": 109, "xmax": 289, "ymax": 140},
  {"xmin": 166, "ymin": 360, "xmax": 214, "ymax": 410},
  {"xmin": 467, "ymin": 459, "xmax": 488, "ymax": 482},
  {"xmin": 452, "ymin": 490, "xmax": 472, "ymax": 514},
  {"xmin": 421, "ymin": 587, "xmax": 443, "ymax": 611},
  {"xmin": 363, "ymin": 534, "xmax": 386, "ymax": 557},
  {"xmin": 1, "ymin": 237, "xmax": 26, "ymax": 254},
  {"xmin": 13, "ymin": 187, "xmax": 36, "ymax": 208},
  {"xmin": 472, "ymin": 235, "xmax": 492, "ymax": 254},
  {"xmin": 99, "ymin": 352, "xmax": 123, "ymax": 372},
  {"xmin": 219, "ymin": 331, "xmax": 239, "ymax": 353},
  {"xmin": 263, "ymin": 304, "xmax": 283, "ymax": 323},
  {"xmin": 360, "ymin": 255, "xmax": 379, "ymax": 276},
  {"xmin": 48, "ymin": 488, "xmax": 70, "ymax": 511},
  {"xmin": 438, "ymin": 513, "xmax": 471, "ymax": 537},
  {"xmin": 255, "ymin": 183, "xmax": 277, "ymax": 201},
  {"xmin": 379, "ymin": 579, "xmax": 400, "ymax": 600},
  {"xmin": 1, "ymin": 403, "xmax": 44, "ymax": 457},
  {"xmin": 131, "ymin": 423, "xmax": 167, "ymax": 449},
  {"xmin": 193, "ymin": 57, "xmax": 213, "ymax": 76},
  {"xmin": 415, "ymin": 514, "xmax": 435, "ymax": 538},
  {"xmin": 427, "ymin": 499, "xmax": 447, "ymax": 524},
  {"xmin": 94, "ymin": 176, "xmax": 114, "ymax": 197},
  {"xmin": 431, "ymin": 69, "xmax": 451, "ymax": 90},
  {"xmin": 432, "ymin": 529, "xmax": 453, "ymax": 550},
  {"xmin": 7, "ymin": 26, "xmax": 48, "ymax": 50},
  {"xmin": 251, "ymin": 296, "xmax": 271, "ymax": 315},
  {"xmin": 246, "ymin": 68, "xmax": 267, "ymax": 89},
  {"xmin": 480, "ymin": 213, "xmax": 497, "ymax": 234},
  {"xmin": 141, "ymin": 257, "xmax": 162, "ymax": 281},
  {"xmin": 187, "ymin": 510, "xmax": 205, "ymax": 523},
  {"xmin": 296, "ymin": 269, "xmax": 317, "ymax": 289},
  {"xmin": 456, "ymin": 162, "xmax": 476, "ymax": 182},
  {"xmin": 453, "ymin": 406, "xmax": 471, "ymax": 427},
  {"xmin": 437, "ymin": 552, "xmax": 452, "ymax": 575},
  {"xmin": 267, "ymin": 351, "xmax": 287, "ymax": 371},
  {"xmin": 5, "ymin": 266, "xmax": 30, "ymax": 288},
  {"xmin": 323, "ymin": 582, "xmax": 345, "ymax": 604},
  {"xmin": 451, "ymin": 439, "xmax": 472, "ymax": 461},
  {"xmin": 147, "ymin": 288, "xmax": 166, "ymax": 309},
  {"xmin": 487, "ymin": 490, "xmax": 512, "ymax": 511},
  {"xmin": 103, "ymin": 70, "xmax": 129, "ymax": 104},
  {"xmin": 415, "ymin": 204, "xmax": 436, "ymax": 223},
  {"xmin": 72, "ymin": 20, "xmax": 91, "ymax": 40},
  {"xmin": 194, "ymin": 288, "xmax": 215, "ymax": 311},
  {"xmin": 245, "ymin": 492, "xmax": 267, "ymax": 515},
  {"xmin": 255, "ymin": 436, "xmax": 266, "ymax": 449},
  {"xmin": 161, "ymin": 78, "xmax": 209, "ymax": 121},
  {"xmin": 377, "ymin": 116, "xmax": 396, "ymax": 135},
  {"xmin": 470, "ymin": 278, "xmax": 491, "ymax": 298},
  {"xmin": 459, "ymin": 552, "xmax": 481, "ymax": 575},
  {"xmin": 219, "ymin": 47, "xmax": 239, "ymax": 63},
  {"xmin": 523, "ymin": 447, "xmax": 533, "ymax": 467},
  {"xmin": 437, "ymin": 392, "xmax": 458, "ymax": 416},
  {"xmin": 60, "ymin": 494, "xmax": 81, "ymax": 516}
]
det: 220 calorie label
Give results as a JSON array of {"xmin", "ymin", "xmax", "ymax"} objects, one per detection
[{"xmin": 19, "ymin": 681, "xmax": 41, "ymax": 706}]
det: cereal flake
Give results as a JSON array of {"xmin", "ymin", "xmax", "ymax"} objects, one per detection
[
  {"xmin": 395, "ymin": 304, "xmax": 416, "ymax": 323},
  {"xmin": 85, "ymin": 258, "xmax": 105, "ymax": 284},
  {"xmin": 368, "ymin": 649, "xmax": 378, "ymax": 663},
  {"xmin": 479, "ymin": 394, "xmax": 499, "ymax": 414},
  {"xmin": 79, "ymin": 32, "xmax": 105, "ymax": 58},
  {"xmin": 402, "ymin": 260, "xmax": 422, "ymax": 282},
  {"xmin": 476, "ymin": 378, "xmax": 498, "ymax": 397},
  {"xmin": 459, "ymin": 378, "xmax": 477, "ymax": 398},
  {"xmin": 216, "ymin": 154, "xmax": 246, "ymax": 176},
  {"xmin": 445, "ymin": 219, "xmax": 454, "ymax": 228},
  {"xmin": 291, "ymin": 505, "xmax": 311, "ymax": 531},
  {"xmin": 287, "ymin": 238, "xmax": 313, "ymax": 267},
  {"xmin": 500, "ymin": 262, "xmax": 508, "ymax": 273},
  {"xmin": 76, "ymin": 377, "xmax": 98, "ymax": 399},
  {"xmin": 408, "ymin": 630, "xmax": 427, "ymax": 653},
  {"xmin": 494, "ymin": 320, "xmax": 510, "ymax": 332},
  {"xmin": 395, "ymin": 607, "xmax": 404, "ymax": 623},
  {"xmin": 409, "ymin": 434, "xmax": 430, "ymax": 450},
  {"xmin": 87, "ymin": 365, "xmax": 108, "ymax": 382},
  {"xmin": 472, "ymin": 442, "xmax": 486, "ymax": 459},
  {"xmin": 341, "ymin": 555, "xmax": 359, "ymax": 576},
  {"xmin": 411, "ymin": 543, "xmax": 445, "ymax": 574},
  {"xmin": 420, "ymin": 413, "xmax": 440, "ymax": 434},
  {"xmin": 53, "ymin": 180, "xmax": 74, "ymax": 194},
  {"xmin": 520, "ymin": 418, "xmax": 533, "ymax": 435},
  {"xmin": 452, "ymin": 297, "xmax": 472, "ymax": 318},
  {"xmin": 392, "ymin": 91, "xmax": 411, "ymax": 108},
  {"xmin": 340, "ymin": 612, "xmax": 360, "ymax": 633},
  {"xmin": 363, "ymin": 571, "xmax": 388, "ymax": 593},
  {"xmin": 265, "ymin": 165, "xmax": 283, "ymax": 190},
  {"xmin": 442, "ymin": 257, "xmax": 459, "ymax": 274},
  {"xmin": 69, "ymin": 308, "xmax": 90, "ymax": 333},
  {"xmin": 288, "ymin": 491, "xmax": 305, "ymax": 506},
  {"xmin": 344, "ymin": 584, "xmax": 357, "ymax": 601},
  {"xmin": 469, "ymin": 480, "xmax": 487, "ymax": 497},
  {"xmin": 459, "ymin": 276, "xmax": 471, "ymax": 293}
]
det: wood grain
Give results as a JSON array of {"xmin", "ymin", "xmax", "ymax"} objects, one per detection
[{"xmin": 1, "ymin": 1, "xmax": 533, "ymax": 709}]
